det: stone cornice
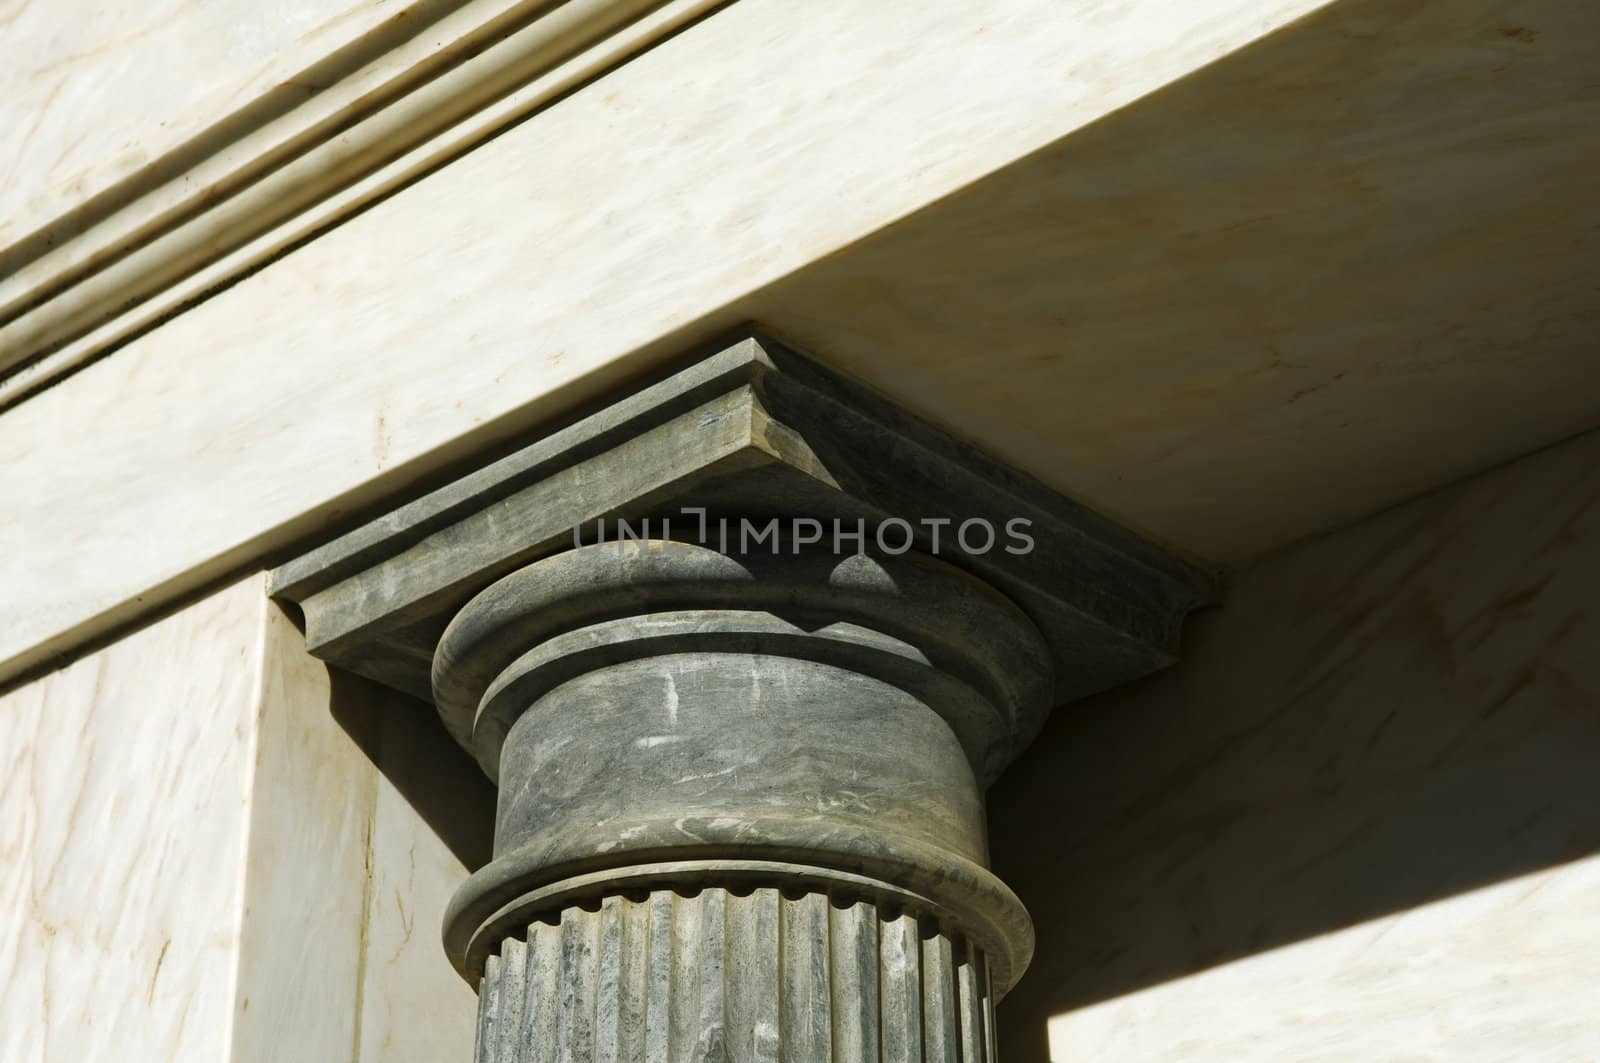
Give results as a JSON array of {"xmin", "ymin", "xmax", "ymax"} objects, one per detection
[{"xmin": 0, "ymin": 0, "xmax": 723, "ymax": 410}]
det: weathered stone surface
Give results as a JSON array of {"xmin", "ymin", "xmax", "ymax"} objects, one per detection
[
  {"xmin": 438, "ymin": 540, "xmax": 1040, "ymax": 996},
  {"xmin": 269, "ymin": 335, "xmax": 1212, "ymax": 1060},
  {"xmin": 472, "ymin": 888, "xmax": 996, "ymax": 1063}
]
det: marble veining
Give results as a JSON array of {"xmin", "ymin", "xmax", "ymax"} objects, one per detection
[
  {"xmin": 227, "ymin": 600, "xmax": 377, "ymax": 1060},
  {"xmin": 990, "ymin": 424, "xmax": 1600, "ymax": 1060},
  {"xmin": 0, "ymin": 577, "xmax": 266, "ymax": 1063},
  {"xmin": 356, "ymin": 695, "xmax": 483, "ymax": 1063},
  {"xmin": 0, "ymin": 0, "xmax": 723, "ymax": 406},
  {"xmin": 0, "ymin": 0, "xmax": 393, "ymax": 253},
  {"xmin": 8, "ymin": 0, "xmax": 1599, "ymax": 689},
  {"xmin": 0, "ymin": 574, "xmax": 478, "ymax": 1061}
]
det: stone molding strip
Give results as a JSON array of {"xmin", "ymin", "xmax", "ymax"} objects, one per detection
[{"xmin": 0, "ymin": 0, "xmax": 724, "ymax": 411}]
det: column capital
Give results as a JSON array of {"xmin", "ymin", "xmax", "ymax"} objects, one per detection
[
  {"xmin": 433, "ymin": 537, "xmax": 1048, "ymax": 996},
  {"xmin": 270, "ymin": 333, "xmax": 1214, "ymax": 1060},
  {"xmin": 271, "ymin": 333, "xmax": 1213, "ymax": 711}
]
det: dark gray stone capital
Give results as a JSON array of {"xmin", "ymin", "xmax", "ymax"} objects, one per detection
[
  {"xmin": 270, "ymin": 334, "xmax": 1214, "ymax": 1061},
  {"xmin": 437, "ymin": 539, "xmax": 1044, "ymax": 996}
]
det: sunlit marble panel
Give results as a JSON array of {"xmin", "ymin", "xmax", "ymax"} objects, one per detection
[
  {"xmin": 355, "ymin": 702, "xmax": 482, "ymax": 1063},
  {"xmin": 227, "ymin": 601, "xmax": 377, "ymax": 1061},
  {"xmin": 0, "ymin": 577, "xmax": 265, "ymax": 1063},
  {"xmin": 1047, "ymin": 856, "xmax": 1600, "ymax": 1061},
  {"xmin": 0, "ymin": 574, "xmax": 479, "ymax": 1060},
  {"xmin": 230, "ymin": 603, "xmax": 480, "ymax": 1063}
]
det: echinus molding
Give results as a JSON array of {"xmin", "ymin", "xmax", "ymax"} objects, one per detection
[
  {"xmin": 271, "ymin": 334, "xmax": 1215, "ymax": 1060},
  {"xmin": 0, "ymin": 0, "xmax": 723, "ymax": 411}
]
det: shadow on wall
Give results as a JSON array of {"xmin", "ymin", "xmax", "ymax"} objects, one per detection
[
  {"xmin": 734, "ymin": 0, "xmax": 1600, "ymax": 565},
  {"xmin": 329, "ymin": 668, "xmax": 497, "ymax": 874},
  {"xmin": 988, "ymin": 425, "xmax": 1600, "ymax": 1061}
]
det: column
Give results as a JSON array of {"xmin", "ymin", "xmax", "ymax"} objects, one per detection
[{"xmin": 270, "ymin": 335, "xmax": 1212, "ymax": 1062}]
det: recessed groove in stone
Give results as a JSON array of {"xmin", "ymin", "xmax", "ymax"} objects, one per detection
[
  {"xmin": 497, "ymin": 936, "xmax": 529, "ymax": 1062},
  {"xmin": 473, "ymin": 887, "xmax": 994, "ymax": 1062},
  {"xmin": 556, "ymin": 907, "xmax": 600, "ymax": 1059},
  {"xmin": 780, "ymin": 891, "xmax": 831, "ymax": 1062},
  {"xmin": 879, "ymin": 912, "xmax": 921, "ymax": 1063},
  {"xmin": 476, "ymin": 952, "xmax": 502, "ymax": 1063},
  {"xmin": 920, "ymin": 932, "xmax": 959, "ymax": 1063},
  {"xmin": 830, "ymin": 898, "xmax": 880, "ymax": 1063},
  {"xmin": 526, "ymin": 920, "xmax": 562, "ymax": 1063}
]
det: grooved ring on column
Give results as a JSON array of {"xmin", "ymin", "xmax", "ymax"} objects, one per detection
[
  {"xmin": 473, "ymin": 881, "xmax": 1002, "ymax": 1063},
  {"xmin": 446, "ymin": 849, "xmax": 1034, "ymax": 1000}
]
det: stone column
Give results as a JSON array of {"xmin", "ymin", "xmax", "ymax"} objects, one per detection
[
  {"xmin": 269, "ymin": 335, "xmax": 1212, "ymax": 1062},
  {"xmin": 436, "ymin": 540, "xmax": 1044, "ymax": 1060}
]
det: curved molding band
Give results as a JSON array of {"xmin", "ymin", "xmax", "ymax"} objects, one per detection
[
  {"xmin": 0, "ymin": 0, "xmax": 724, "ymax": 410},
  {"xmin": 433, "ymin": 540, "xmax": 1052, "ymax": 783}
]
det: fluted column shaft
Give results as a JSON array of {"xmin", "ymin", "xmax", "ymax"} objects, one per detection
[{"xmin": 473, "ymin": 887, "xmax": 996, "ymax": 1063}]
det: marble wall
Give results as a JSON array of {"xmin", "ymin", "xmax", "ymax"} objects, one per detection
[
  {"xmin": 9, "ymin": 0, "xmax": 1599, "ymax": 694},
  {"xmin": 0, "ymin": 576, "xmax": 482, "ymax": 1061},
  {"xmin": 0, "ymin": 578, "xmax": 263, "ymax": 1063},
  {"xmin": 228, "ymin": 601, "xmax": 489, "ymax": 1063},
  {"xmin": 0, "ymin": 0, "xmax": 389, "ymax": 250},
  {"xmin": 990, "ymin": 426, "xmax": 1600, "ymax": 1060},
  {"xmin": 0, "ymin": 0, "xmax": 1336, "ymax": 685}
]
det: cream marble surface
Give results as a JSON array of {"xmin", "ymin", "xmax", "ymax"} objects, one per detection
[
  {"xmin": 0, "ymin": 0, "xmax": 1333, "ymax": 684},
  {"xmin": 6, "ymin": 0, "xmax": 1599, "ymax": 686},
  {"xmin": 0, "ymin": 574, "xmax": 479, "ymax": 1061},
  {"xmin": 227, "ymin": 601, "xmax": 376, "ymax": 1061},
  {"xmin": 0, "ymin": 0, "xmax": 389, "ymax": 252},
  {"xmin": 1050, "ymin": 857, "xmax": 1600, "ymax": 1061},
  {"xmin": 748, "ymin": 0, "xmax": 1600, "ymax": 561},
  {"xmin": 989, "ymin": 425, "xmax": 1600, "ymax": 1060},
  {"xmin": 0, "ymin": 0, "xmax": 721, "ymax": 400},
  {"xmin": 231, "ymin": 605, "xmax": 479, "ymax": 1063},
  {"xmin": 355, "ymin": 698, "xmax": 484, "ymax": 1063},
  {"xmin": 0, "ymin": 577, "xmax": 265, "ymax": 1063}
]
